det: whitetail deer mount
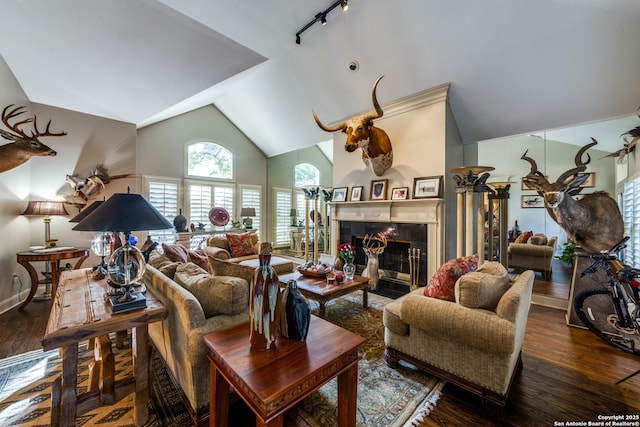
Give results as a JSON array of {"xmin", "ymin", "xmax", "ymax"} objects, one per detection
[
  {"xmin": 0, "ymin": 104, "xmax": 66, "ymax": 173},
  {"xmin": 313, "ymin": 75, "xmax": 393, "ymax": 176},
  {"xmin": 521, "ymin": 138, "xmax": 624, "ymax": 253}
]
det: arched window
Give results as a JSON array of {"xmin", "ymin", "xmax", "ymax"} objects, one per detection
[
  {"xmin": 187, "ymin": 142, "xmax": 233, "ymax": 179},
  {"xmin": 294, "ymin": 163, "xmax": 319, "ymax": 188}
]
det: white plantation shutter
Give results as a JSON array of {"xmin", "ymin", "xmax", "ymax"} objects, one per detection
[
  {"xmin": 143, "ymin": 176, "xmax": 180, "ymax": 244},
  {"xmin": 241, "ymin": 185, "xmax": 262, "ymax": 238},
  {"xmin": 622, "ymin": 178, "xmax": 640, "ymax": 267},
  {"xmin": 274, "ymin": 188, "xmax": 292, "ymax": 247},
  {"xmin": 188, "ymin": 183, "xmax": 213, "ymax": 226}
]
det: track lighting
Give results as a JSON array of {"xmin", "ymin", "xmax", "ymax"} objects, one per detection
[{"xmin": 295, "ymin": 0, "xmax": 352, "ymax": 44}]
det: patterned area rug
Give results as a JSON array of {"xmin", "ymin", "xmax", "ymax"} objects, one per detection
[{"xmin": 0, "ymin": 292, "xmax": 443, "ymax": 427}]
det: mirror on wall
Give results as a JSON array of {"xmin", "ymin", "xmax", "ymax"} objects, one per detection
[
  {"xmin": 266, "ymin": 142, "xmax": 333, "ymax": 252},
  {"xmin": 475, "ymin": 113, "xmax": 639, "ymax": 301}
]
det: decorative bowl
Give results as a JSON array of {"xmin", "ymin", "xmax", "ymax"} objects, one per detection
[{"xmin": 296, "ymin": 265, "xmax": 328, "ymax": 278}]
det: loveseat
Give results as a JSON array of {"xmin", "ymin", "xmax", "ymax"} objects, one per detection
[
  {"xmin": 143, "ymin": 251, "xmax": 251, "ymax": 426},
  {"xmin": 383, "ymin": 263, "xmax": 534, "ymax": 419},
  {"xmin": 508, "ymin": 233, "xmax": 557, "ymax": 279}
]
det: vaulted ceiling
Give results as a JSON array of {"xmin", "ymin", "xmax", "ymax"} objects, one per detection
[{"xmin": 1, "ymin": 0, "xmax": 639, "ymax": 158}]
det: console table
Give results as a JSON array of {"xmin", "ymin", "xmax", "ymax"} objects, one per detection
[
  {"xmin": 16, "ymin": 247, "xmax": 89, "ymax": 310},
  {"xmin": 204, "ymin": 316, "xmax": 365, "ymax": 426},
  {"xmin": 41, "ymin": 268, "xmax": 167, "ymax": 427}
]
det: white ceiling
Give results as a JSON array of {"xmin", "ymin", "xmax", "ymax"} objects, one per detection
[{"xmin": 1, "ymin": 0, "xmax": 639, "ymax": 158}]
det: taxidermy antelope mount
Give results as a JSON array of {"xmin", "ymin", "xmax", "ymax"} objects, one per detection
[
  {"xmin": 602, "ymin": 110, "xmax": 640, "ymax": 164},
  {"xmin": 313, "ymin": 75, "xmax": 393, "ymax": 176},
  {"xmin": 0, "ymin": 104, "xmax": 66, "ymax": 173},
  {"xmin": 521, "ymin": 138, "xmax": 624, "ymax": 253}
]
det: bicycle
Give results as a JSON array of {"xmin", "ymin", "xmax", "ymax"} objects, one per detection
[{"xmin": 573, "ymin": 236, "xmax": 640, "ymax": 357}]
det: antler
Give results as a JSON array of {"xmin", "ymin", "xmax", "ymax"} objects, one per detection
[
  {"xmin": 555, "ymin": 138, "xmax": 598, "ymax": 185},
  {"xmin": 362, "ymin": 232, "xmax": 388, "ymax": 255},
  {"xmin": 0, "ymin": 104, "xmax": 67, "ymax": 141},
  {"xmin": 521, "ymin": 149, "xmax": 550, "ymax": 191}
]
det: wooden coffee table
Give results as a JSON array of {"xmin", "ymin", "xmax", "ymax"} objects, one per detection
[
  {"xmin": 204, "ymin": 316, "xmax": 365, "ymax": 427},
  {"xmin": 41, "ymin": 269, "xmax": 167, "ymax": 427},
  {"xmin": 278, "ymin": 272, "xmax": 370, "ymax": 318}
]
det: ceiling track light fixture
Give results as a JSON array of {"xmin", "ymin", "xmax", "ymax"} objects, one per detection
[{"xmin": 295, "ymin": 0, "xmax": 350, "ymax": 45}]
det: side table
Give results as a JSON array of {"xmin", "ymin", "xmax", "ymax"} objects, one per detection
[
  {"xmin": 41, "ymin": 268, "xmax": 167, "ymax": 427},
  {"xmin": 16, "ymin": 247, "xmax": 89, "ymax": 310},
  {"xmin": 204, "ymin": 316, "xmax": 365, "ymax": 427}
]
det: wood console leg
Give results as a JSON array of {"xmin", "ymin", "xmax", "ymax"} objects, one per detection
[
  {"xmin": 318, "ymin": 302, "xmax": 327, "ymax": 319},
  {"xmin": 97, "ymin": 336, "xmax": 115, "ymax": 404},
  {"xmin": 210, "ymin": 365, "xmax": 230, "ymax": 427},
  {"xmin": 60, "ymin": 345, "xmax": 79, "ymax": 427},
  {"xmin": 51, "ymin": 376, "xmax": 62, "ymax": 427},
  {"xmin": 133, "ymin": 325, "xmax": 150, "ymax": 426}
]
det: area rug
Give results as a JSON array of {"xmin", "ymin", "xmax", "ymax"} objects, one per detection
[
  {"xmin": 0, "ymin": 292, "xmax": 443, "ymax": 427},
  {"xmin": 296, "ymin": 292, "xmax": 444, "ymax": 427}
]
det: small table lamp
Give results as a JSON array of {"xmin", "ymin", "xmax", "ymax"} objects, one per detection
[
  {"xmin": 290, "ymin": 208, "xmax": 298, "ymax": 226},
  {"xmin": 21, "ymin": 200, "xmax": 69, "ymax": 247},
  {"xmin": 21, "ymin": 200, "xmax": 69, "ymax": 300},
  {"xmin": 72, "ymin": 189, "xmax": 172, "ymax": 313},
  {"xmin": 241, "ymin": 207, "xmax": 256, "ymax": 230}
]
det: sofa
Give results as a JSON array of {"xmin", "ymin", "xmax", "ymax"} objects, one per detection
[
  {"xmin": 143, "ymin": 251, "xmax": 251, "ymax": 426},
  {"xmin": 508, "ymin": 233, "xmax": 557, "ymax": 279},
  {"xmin": 203, "ymin": 231, "xmax": 294, "ymax": 274},
  {"xmin": 383, "ymin": 262, "xmax": 534, "ymax": 419}
]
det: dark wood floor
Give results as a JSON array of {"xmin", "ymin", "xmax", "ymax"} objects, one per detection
[{"xmin": 2, "ymin": 272, "xmax": 639, "ymax": 426}]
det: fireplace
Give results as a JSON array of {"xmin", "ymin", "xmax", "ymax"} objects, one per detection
[
  {"xmin": 340, "ymin": 221, "xmax": 427, "ymax": 295},
  {"xmin": 332, "ymin": 199, "xmax": 444, "ymax": 298}
]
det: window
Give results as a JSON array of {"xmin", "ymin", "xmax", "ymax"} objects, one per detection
[
  {"xmin": 143, "ymin": 176, "xmax": 180, "ymax": 244},
  {"xmin": 294, "ymin": 163, "xmax": 319, "ymax": 188},
  {"xmin": 273, "ymin": 188, "xmax": 292, "ymax": 247},
  {"xmin": 186, "ymin": 180, "xmax": 235, "ymax": 231},
  {"xmin": 240, "ymin": 185, "xmax": 262, "ymax": 238},
  {"xmin": 622, "ymin": 176, "xmax": 640, "ymax": 267},
  {"xmin": 187, "ymin": 142, "xmax": 233, "ymax": 179}
]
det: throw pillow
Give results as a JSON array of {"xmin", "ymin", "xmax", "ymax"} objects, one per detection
[
  {"xmin": 189, "ymin": 247, "xmax": 211, "ymax": 273},
  {"xmin": 174, "ymin": 263, "xmax": 249, "ymax": 316},
  {"xmin": 226, "ymin": 232, "xmax": 258, "ymax": 258},
  {"xmin": 161, "ymin": 243, "xmax": 189, "ymax": 263},
  {"xmin": 455, "ymin": 262, "xmax": 511, "ymax": 311},
  {"xmin": 208, "ymin": 256, "xmax": 257, "ymax": 287},
  {"xmin": 514, "ymin": 231, "xmax": 533, "ymax": 244},
  {"xmin": 528, "ymin": 234, "xmax": 548, "ymax": 245},
  {"xmin": 423, "ymin": 254, "xmax": 479, "ymax": 301}
]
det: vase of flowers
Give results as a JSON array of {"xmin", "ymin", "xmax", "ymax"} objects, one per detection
[{"xmin": 337, "ymin": 243, "xmax": 356, "ymax": 280}]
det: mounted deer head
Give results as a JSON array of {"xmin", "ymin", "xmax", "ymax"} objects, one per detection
[
  {"xmin": 0, "ymin": 104, "xmax": 66, "ymax": 173},
  {"xmin": 521, "ymin": 138, "xmax": 624, "ymax": 253},
  {"xmin": 313, "ymin": 75, "xmax": 393, "ymax": 176}
]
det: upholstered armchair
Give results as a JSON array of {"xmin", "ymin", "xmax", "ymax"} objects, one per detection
[
  {"xmin": 508, "ymin": 233, "xmax": 557, "ymax": 279},
  {"xmin": 383, "ymin": 265, "xmax": 534, "ymax": 419}
]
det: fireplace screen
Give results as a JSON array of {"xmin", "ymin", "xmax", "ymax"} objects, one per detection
[{"xmin": 339, "ymin": 221, "xmax": 428, "ymax": 288}]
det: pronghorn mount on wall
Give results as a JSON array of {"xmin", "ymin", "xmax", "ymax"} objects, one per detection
[
  {"xmin": 313, "ymin": 75, "xmax": 393, "ymax": 177},
  {"xmin": 0, "ymin": 104, "xmax": 66, "ymax": 173}
]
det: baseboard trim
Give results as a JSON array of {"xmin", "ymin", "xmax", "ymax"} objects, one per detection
[
  {"xmin": 0, "ymin": 284, "xmax": 47, "ymax": 315},
  {"xmin": 531, "ymin": 293, "xmax": 567, "ymax": 310}
]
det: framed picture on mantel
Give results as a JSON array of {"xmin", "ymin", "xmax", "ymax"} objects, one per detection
[
  {"xmin": 370, "ymin": 179, "xmax": 387, "ymax": 200},
  {"xmin": 413, "ymin": 176, "xmax": 442, "ymax": 199}
]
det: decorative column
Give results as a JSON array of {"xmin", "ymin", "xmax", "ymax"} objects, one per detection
[
  {"xmin": 487, "ymin": 182, "xmax": 512, "ymax": 267},
  {"xmin": 450, "ymin": 166, "xmax": 494, "ymax": 262},
  {"xmin": 302, "ymin": 186, "xmax": 321, "ymax": 264}
]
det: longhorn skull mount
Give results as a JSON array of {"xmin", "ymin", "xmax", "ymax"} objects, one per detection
[{"xmin": 313, "ymin": 75, "xmax": 393, "ymax": 176}]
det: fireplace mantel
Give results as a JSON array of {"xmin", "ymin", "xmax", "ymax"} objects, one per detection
[{"xmin": 330, "ymin": 199, "xmax": 444, "ymax": 280}]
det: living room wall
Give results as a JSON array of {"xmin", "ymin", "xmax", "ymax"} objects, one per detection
[
  {"xmin": 476, "ymin": 135, "xmax": 615, "ymax": 253},
  {"xmin": 0, "ymin": 55, "xmax": 137, "ymax": 312},
  {"xmin": 136, "ymin": 104, "xmax": 268, "ymax": 229}
]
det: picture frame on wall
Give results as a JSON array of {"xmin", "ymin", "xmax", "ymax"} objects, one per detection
[
  {"xmin": 370, "ymin": 179, "xmax": 388, "ymax": 200},
  {"xmin": 332, "ymin": 187, "xmax": 348, "ymax": 202},
  {"xmin": 391, "ymin": 187, "xmax": 409, "ymax": 200},
  {"xmin": 412, "ymin": 176, "xmax": 442, "ymax": 199},
  {"xmin": 350, "ymin": 186, "xmax": 363, "ymax": 201},
  {"xmin": 521, "ymin": 194, "xmax": 544, "ymax": 208},
  {"xmin": 578, "ymin": 172, "xmax": 595, "ymax": 188}
]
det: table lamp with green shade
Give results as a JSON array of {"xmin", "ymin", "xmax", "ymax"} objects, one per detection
[{"xmin": 72, "ymin": 189, "xmax": 172, "ymax": 313}]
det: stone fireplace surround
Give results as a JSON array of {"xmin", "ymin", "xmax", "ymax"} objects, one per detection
[{"xmin": 331, "ymin": 199, "xmax": 444, "ymax": 292}]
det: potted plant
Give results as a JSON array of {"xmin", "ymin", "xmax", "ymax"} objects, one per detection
[{"xmin": 555, "ymin": 240, "xmax": 576, "ymax": 266}]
